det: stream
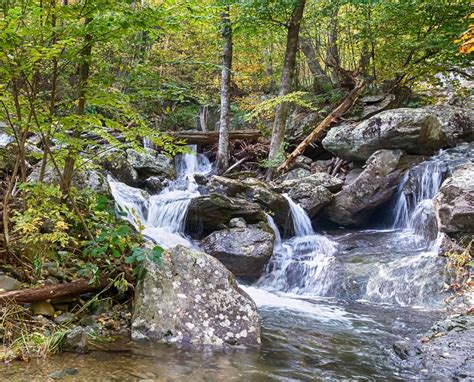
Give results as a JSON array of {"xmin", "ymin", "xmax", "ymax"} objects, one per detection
[{"xmin": 4, "ymin": 145, "xmax": 473, "ymax": 381}]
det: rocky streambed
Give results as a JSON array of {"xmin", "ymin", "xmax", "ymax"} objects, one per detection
[{"xmin": 1, "ymin": 104, "xmax": 473, "ymax": 380}]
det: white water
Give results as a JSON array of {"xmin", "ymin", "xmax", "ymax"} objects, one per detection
[
  {"xmin": 109, "ymin": 146, "xmax": 212, "ymax": 248},
  {"xmin": 256, "ymin": 196, "xmax": 338, "ymax": 297}
]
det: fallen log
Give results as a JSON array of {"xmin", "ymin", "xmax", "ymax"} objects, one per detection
[
  {"xmin": 277, "ymin": 80, "xmax": 367, "ymax": 173},
  {"xmin": 171, "ymin": 130, "xmax": 260, "ymax": 145},
  {"xmin": 0, "ymin": 278, "xmax": 109, "ymax": 304}
]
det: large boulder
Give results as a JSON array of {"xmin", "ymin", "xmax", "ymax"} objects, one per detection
[
  {"xmin": 126, "ymin": 148, "xmax": 175, "ymax": 179},
  {"xmin": 27, "ymin": 164, "xmax": 109, "ymax": 195},
  {"xmin": 433, "ymin": 163, "xmax": 474, "ymax": 234},
  {"xmin": 201, "ymin": 227, "xmax": 274, "ymax": 280},
  {"xmin": 323, "ymin": 150, "xmax": 416, "ymax": 226},
  {"xmin": 101, "ymin": 150, "xmax": 138, "ymax": 185},
  {"xmin": 275, "ymin": 173, "xmax": 343, "ymax": 218},
  {"xmin": 186, "ymin": 194, "xmax": 266, "ymax": 237},
  {"xmin": 208, "ymin": 176, "xmax": 290, "ymax": 229},
  {"xmin": 322, "ymin": 106, "xmax": 473, "ymax": 161},
  {"xmin": 132, "ymin": 245, "xmax": 261, "ymax": 346}
]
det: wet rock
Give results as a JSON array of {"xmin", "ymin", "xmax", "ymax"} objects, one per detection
[
  {"xmin": 48, "ymin": 368, "xmax": 79, "ymax": 380},
  {"xmin": 323, "ymin": 150, "xmax": 416, "ymax": 226},
  {"xmin": 143, "ymin": 176, "xmax": 165, "ymax": 194},
  {"xmin": 393, "ymin": 341, "xmax": 422, "ymax": 360},
  {"xmin": 433, "ymin": 162, "xmax": 474, "ymax": 234},
  {"xmin": 132, "ymin": 245, "xmax": 261, "ymax": 346},
  {"xmin": 322, "ymin": 106, "xmax": 473, "ymax": 161},
  {"xmin": 126, "ymin": 148, "xmax": 175, "ymax": 179},
  {"xmin": 64, "ymin": 326, "xmax": 95, "ymax": 353},
  {"xmin": 0, "ymin": 274, "xmax": 21, "ymax": 292},
  {"xmin": 201, "ymin": 227, "xmax": 274, "ymax": 279},
  {"xmin": 101, "ymin": 150, "xmax": 138, "ymax": 185},
  {"xmin": 403, "ymin": 315, "xmax": 474, "ymax": 380},
  {"xmin": 242, "ymin": 178, "xmax": 290, "ymax": 228},
  {"xmin": 31, "ymin": 301, "xmax": 55, "ymax": 317},
  {"xmin": 207, "ymin": 176, "xmax": 291, "ymax": 230},
  {"xmin": 186, "ymin": 194, "xmax": 266, "ymax": 237},
  {"xmin": 275, "ymin": 173, "xmax": 343, "ymax": 218}
]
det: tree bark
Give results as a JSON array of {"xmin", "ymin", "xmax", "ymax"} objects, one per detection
[
  {"xmin": 300, "ymin": 37, "xmax": 331, "ymax": 93},
  {"xmin": 326, "ymin": 7, "xmax": 342, "ymax": 86},
  {"xmin": 0, "ymin": 278, "xmax": 109, "ymax": 304},
  {"xmin": 171, "ymin": 130, "xmax": 259, "ymax": 145},
  {"xmin": 216, "ymin": 6, "xmax": 233, "ymax": 174},
  {"xmin": 277, "ymin": 80, "xmax": 367, "ymax": 173},
  {"xmin": 266, "ymin": 0, "xmax": 306, "ymax": 179}
]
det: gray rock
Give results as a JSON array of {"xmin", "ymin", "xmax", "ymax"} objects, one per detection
[
  {"xmin": 433, "ymin": 162, "xmax": 474, "ymax": 234},
  {"xmin": 360, "ymin": 94, "xmax": 396, "ymax": 119},
  {"xmin": 54, "ymin": 313, "xmax": 75, "ymax": 325},
  {"xmin": 280, "ymin": 168, "xmax": 312, "ymax": 181},
  {"xmin": 27, "ymin": 164, "xmax": 109, "ymax": 195},
  {"xmin": 201, "ymin": 227, "xmax": 274, "ymax": 279},
  {"xmin": 401, "ymin": 315, "xmax": 474, "ymax": 380},
  {"xmin": 278, "ymin": 172, "xmax": 344, "ymax": 193},
  {"xmin": 229, "ymin": 217, "xmax": 247, "ymax": 228},
  {"xmin": 322, "ymin": 106, "xmax": 474, "ymax": 161},
  {"xmin": 64, "ymin": 326, "xmax": 95, "ymax": 353},
  {"xmin": 275, "ymin": 173, "xmax": 343, "ymax": 218},
  {"xmin": 143, "ymin": 176, "xmax": 165, "ymax": 194},
  {"xmin": 132, "ymin": 245, "xmax": 261, "ymax": 346},
  {"xmin": 126, "ymin": 148, "xmax": 175, "ymax": 179},
  {"xmin": 101, "ymin": 150, "xmax": 138, "ymax": 185},
  {"xmin": 208, "ymin": 176, "xmax": 292, "ymax": 230},
  {"xmin": 323, "ymin": 150, "xmax": 416, "ymax": 226},
  {"xmin": 0, "ymin": 275, "xmax": 21, "ymax": 292},
  {"xmin": 393, "ymin": 341, "xmax": 421, "ymax": 360},
  {"xmin": 186, "ymin": 194, "xmax": 266, "ymax": 237}
]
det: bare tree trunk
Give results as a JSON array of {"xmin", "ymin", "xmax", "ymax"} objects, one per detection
[
  {"xmin": 300, "ymin": 37, "xmax": 331, "ymax": 93},
  {"xmin": 326, "ymin": 7, "xmax": 342, "ymax": 86},
  {"xmin": 216, "ymin": 6, "xmax": 233, "ymax": 174},
  {"xmin": 266, "ymin": 0, "xmax": 306, "ymax": 179}
]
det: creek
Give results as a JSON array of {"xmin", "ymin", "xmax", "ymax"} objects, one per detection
[{"xmin": 5, "ymin": 145, "xmax": 473, "ymax": 381}]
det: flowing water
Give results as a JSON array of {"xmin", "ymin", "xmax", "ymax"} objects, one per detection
[
  {"xmin": 109, "ymin": 147, "xmax": 212, "ymax": 248},
  {"xmin": 5, "ymin": 145, "xmax": 473, "ymax": 381}
]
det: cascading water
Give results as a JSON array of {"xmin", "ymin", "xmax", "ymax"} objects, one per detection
[
  {"xmin": 256, "ymin": 195, "xmax": 338, "ymax": 296},
  {"xmin": 109, "ymin": 146, "xmax": 212, "ymax": 248},
  {"xmin": 362, "ymin": 145, "xmax": 474, "ymax": 306}
]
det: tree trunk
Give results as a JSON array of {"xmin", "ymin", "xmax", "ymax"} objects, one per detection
[
  {"xmin": 326, "ymin": 8, "xmax": 342, "ymax": 86},
  {"xmin": 300, "ymin": 37, "xmax": 331, "ymax": 93},
  {"xmin": 266, "ymin": 0, "xmax": 306, "ymax": 178},
  {"xmin": 61, "ymin": 18, "xmax": 92, "ymax": 195},
  {"xmin": 0, "ymin": 278, "xmax": 109, "ymax": 304},
  {"xmin": 277, "ymin": 80, "xmax": 367, "ymax": 173},
  {"xmin": 216, "ymin": 6, "xmax": 233, "ymax": 174}
]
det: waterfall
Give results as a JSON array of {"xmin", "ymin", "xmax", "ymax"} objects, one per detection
[
  {"xmin": 109, "ymin": 146, "xmax": 212, "ymax": 249},
  {"xmin": 363, "ymin": 146, "xmax": 474, "ymax": 307},
  {"xmin": 257, "ymin": 196, "xmax": 338, "ymax": 296},
  {"xmin": 391, "ymin": 159, "xmax": 445, "ymax": 231}
]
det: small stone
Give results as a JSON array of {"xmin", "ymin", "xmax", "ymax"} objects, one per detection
[
  {"xmin": 31, "ymin": 301, "xmax": 55, "ymax": 317},
  {"xmin": 229, "ymin": 217, "xmax": 247, "ymax": 228},
  {"xmin": 0, "ymin": 274, "xmax": 21, "ymax": 292},
  {"xmin": 54, "ymin": 313, "xmax": 75, "ymax": 325}
]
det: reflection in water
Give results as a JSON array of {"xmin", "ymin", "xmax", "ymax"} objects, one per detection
[{"xmin": 1, "ymin": 299, "xmax": 441, "ymax": 381}]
